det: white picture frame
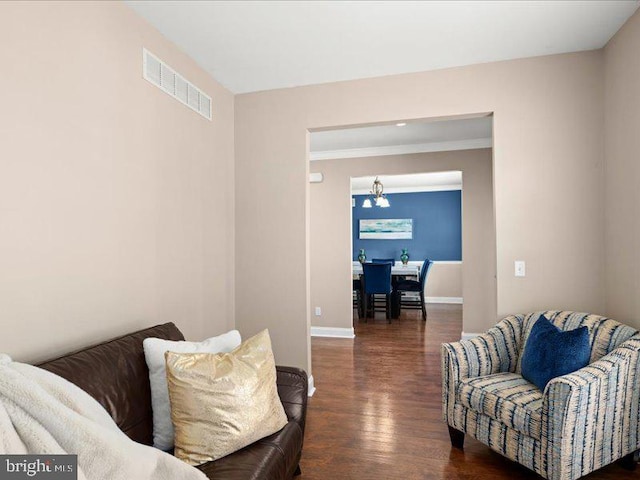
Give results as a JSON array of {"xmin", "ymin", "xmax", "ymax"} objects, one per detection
[{"xmin": 359, "ymin": 219, "xmax": 413, "ymax": 240}]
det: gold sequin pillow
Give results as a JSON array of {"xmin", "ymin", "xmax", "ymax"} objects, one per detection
[{"xmin": 165, "ymin": 329, "xmax": 288, "ymax": 465}]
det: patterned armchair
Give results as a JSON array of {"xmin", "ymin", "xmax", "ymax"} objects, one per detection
[{"xmin": 442, "ymin": 311, "xmax": 640, "ymax": 480}]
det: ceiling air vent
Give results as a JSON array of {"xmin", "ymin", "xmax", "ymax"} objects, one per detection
[{"xmin": 142, "ymin": 48, "xmax": 212, "ymax": 121}]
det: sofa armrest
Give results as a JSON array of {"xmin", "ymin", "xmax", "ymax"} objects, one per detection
[
  {"xmin": 276, "ymin": 366, "xmax": 308, "ymax": 438},
  {"xmin": 542, "ymin": 334, "xmax": 640, "ymax": 480},
  {"xmin": 441, "ymin": 315, "xmax": 523, "ymax": 424}
]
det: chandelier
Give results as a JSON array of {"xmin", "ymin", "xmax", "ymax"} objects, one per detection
[{"xmin": 362, "ymin": 176, "xmax": 390, "ymax": 208}]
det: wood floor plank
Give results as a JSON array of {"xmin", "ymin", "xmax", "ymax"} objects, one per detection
[{"xmin": 299, "ymin": 305, "xmax": 637, "ymax": 479}]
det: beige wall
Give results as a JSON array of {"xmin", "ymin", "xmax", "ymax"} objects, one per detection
[
  {"xmin": 236, "ymin": 51, "xmax": 605, "ymax": 372},
  {"xmin": 0, "ymin": 2, "xmax": 235, "ymax": 362},
  {"xmin": 604, "ymin": 11, "xmax": 640, "ymax": 328},
  {"xmin": 427, "ymin": 263, "xmax": 462, "ymax": 299},
  {"xmin": 309, "ymin": 150, "xmax": 494, "ymax": 333},
  {"xmin": 4, "ymin": 2, "xmax": 632, "ymax": 373}
]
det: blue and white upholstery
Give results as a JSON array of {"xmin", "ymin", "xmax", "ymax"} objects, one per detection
[{"xmin": 442, "ymin": 311, "xmax": 640, "ymax": 480}]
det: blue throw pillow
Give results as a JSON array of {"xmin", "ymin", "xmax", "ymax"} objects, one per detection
[{"xmin": 521, "ymin": 315, "xmax": 590, "ymax": 391}]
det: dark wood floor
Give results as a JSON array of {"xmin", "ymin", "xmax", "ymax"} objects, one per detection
[{"xmin": 299, "ymin": 305, "xmax": 637, "ymax": 479}]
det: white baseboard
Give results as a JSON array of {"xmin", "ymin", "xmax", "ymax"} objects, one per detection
[
  {"xmin": 461, "ymin": 332, "xmax": 481, "ymax": 341},
  {"xmin": 426, "ymin": 296, "xmax": 463, "ymax": 304},
  {"xmin": 310, "ymin": 326, "xmax": 356, "ymax": 338},
  {"xmin": 308, "ymin": 375, "xmax": 316, "ymax": 397}
]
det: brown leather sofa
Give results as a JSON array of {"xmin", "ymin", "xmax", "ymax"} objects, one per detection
[{"xmin": 37, "ymin": 322, "xmax": 308, "ymax": 480}]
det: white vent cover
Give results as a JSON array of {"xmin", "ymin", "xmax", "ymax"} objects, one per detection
[{"xmin": 143, "ymin": 48, "xmax": 212, "ymax": 120}]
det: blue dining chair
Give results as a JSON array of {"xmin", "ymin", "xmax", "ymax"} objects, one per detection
[
  {"xmin": 394, "ymin": 259, "xmax": 433, "ymax": 320},
  {"xmin": 362, "ymin": 262, "xmax": 393, "ymax": 323},
  {"xmin": 372, "ymin": 258, "xmax": 402, "ymax": 287},
  {"xmin": 372, "ymin": 258, "xmax": 395, "ymax": 265}
]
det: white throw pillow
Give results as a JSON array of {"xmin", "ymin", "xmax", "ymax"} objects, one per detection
[{"xmin": 143, "ymin": 330, "xmax": 242, "ymax": 450}]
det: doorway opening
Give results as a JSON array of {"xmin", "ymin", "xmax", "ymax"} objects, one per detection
[
  {"xmin": 308, "ymin": 114, "xmax": 495, "ymax": 341},
  {"xmin": 350, "ymin": 171, "xmax": 463, "ymax": 325}
]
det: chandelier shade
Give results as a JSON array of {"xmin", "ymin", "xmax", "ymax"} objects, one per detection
[{"xmin": 362, "ymin": 176, "xmax": 390, "ymax": 208}]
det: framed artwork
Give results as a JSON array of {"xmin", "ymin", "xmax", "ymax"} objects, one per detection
[{"xmin": 359, "ymin": 218, "xmax": 413, "ymax": 240}]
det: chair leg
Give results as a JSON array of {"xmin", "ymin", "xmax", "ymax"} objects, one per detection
[
  {"xmin": 619, "ymin": 450, "xmax": 639, "ymax": 470},
  {"xmin": 448, "ymin": 426, "xmax": 464, "ymax": 449},
  {"xmin": 363, "ymin": 294, "xmax": 368, "ymax": 322},
  {"xmin": 386, "ymin": 294, "xmax": 391, "ymax": 323},
  {"xmin": 391, "ymin": 290, "xmax": 401, "ymax": 319},
  {"xmin": 363, "ymin": 293, "xmax": 373, "ymax": 323},
  {"xmin": 420, "ymin": 291, "xmax": 427, "ymax": 321}
]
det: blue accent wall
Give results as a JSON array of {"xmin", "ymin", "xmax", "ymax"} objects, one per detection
[{"xmin": 353, "ymin": 190, "xmax": 461, "ymax": 261}]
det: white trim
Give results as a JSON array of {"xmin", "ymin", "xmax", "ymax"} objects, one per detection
[
  {"xmin": 308, "ymin": 375, "xmax": 316, "ymax": 397},
  {"xmin": 461, "ymin": 332, "xmax": 481, "ymax": 341},
  {"xmin": 406, "ymin": 260, "xmax": 462, "ymax": 265},
  {"xmin": 351, "ymin": 184, "xmax": 461, "ymax": 195},
  {"xmin": 310, "ymin": 326, "xmax": 356, "ymax": 339},
  {"xmin": 351, "ymin": 260, "xmax": 462, "ymax": 267},
  {"xmin": 426, "ymin": 296, "xmax": 463, "ymax": 304},
  {"xmin": 310, "ymin": 138, "xmax": 492, "ymax": 161}
]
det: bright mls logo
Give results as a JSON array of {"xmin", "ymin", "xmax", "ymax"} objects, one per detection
[{"xmin": 0, "ymin": 455, "xmax": 77, "ymax": 480}]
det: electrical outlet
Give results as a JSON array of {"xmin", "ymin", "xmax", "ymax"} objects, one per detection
[
  {"xmin": 315, "ymin": 307, "xmax": 322, "ymax": 316},
  {"xmin": 515, "ymin": 260, "xmax": 526, "ymax": 277}
]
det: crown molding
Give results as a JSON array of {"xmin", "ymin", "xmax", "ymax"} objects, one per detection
[
  {"xmin": 351, "ymin": 184, "xmax": 461, "ymax": 195},
  {"xmin": 309, "ymin": 138, "xmax": 492, "ymax": 161}
]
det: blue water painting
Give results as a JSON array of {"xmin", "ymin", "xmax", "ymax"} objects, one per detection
[{"xmin": 359, "ymin": 219, "xmax": 413, "ymax": 240}]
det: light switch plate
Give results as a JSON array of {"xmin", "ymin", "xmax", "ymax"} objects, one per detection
[
  {"xmin": 315, "ymin": 307, "xmax": 322, "ymax": 316},
  {"xmin": 515, "ymin": 261, "xmax": 526, "ymax": 277}
]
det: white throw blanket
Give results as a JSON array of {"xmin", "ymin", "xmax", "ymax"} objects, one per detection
[{"xmin": 0, "ymin": 354, "xmax": 207, "ymax": 480}]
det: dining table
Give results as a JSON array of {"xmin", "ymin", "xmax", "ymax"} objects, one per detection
[{"xmin": 352, "ymin": 263, "xmax": 420, "ymax": 277}]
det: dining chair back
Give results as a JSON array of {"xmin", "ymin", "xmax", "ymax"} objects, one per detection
[
  {"xmin": 372, "ymin": 258, "xmax": 395, "ymax": 265},
  {"xmin": 363, "ymin": 262, "xmax": 392, "ymax": 294},
  {"xmin": 419, "ymin": 258, "xmax": 433, "ymax": 287},
  {"xmin": 395, "ymin": 258, "xmax": 433, "ymax": 321},
  {"xmin": 362, "ymin": 262, "xmax": 393, "ymax": 323}
]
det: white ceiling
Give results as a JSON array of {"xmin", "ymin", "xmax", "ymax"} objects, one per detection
[
  {"xmin": 351, "ymin": 172, "xmax": 462, "ymax": 195},
  {"xmin": 126, "ymin": 1, "xmax": 639, "ymax": 94}
]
